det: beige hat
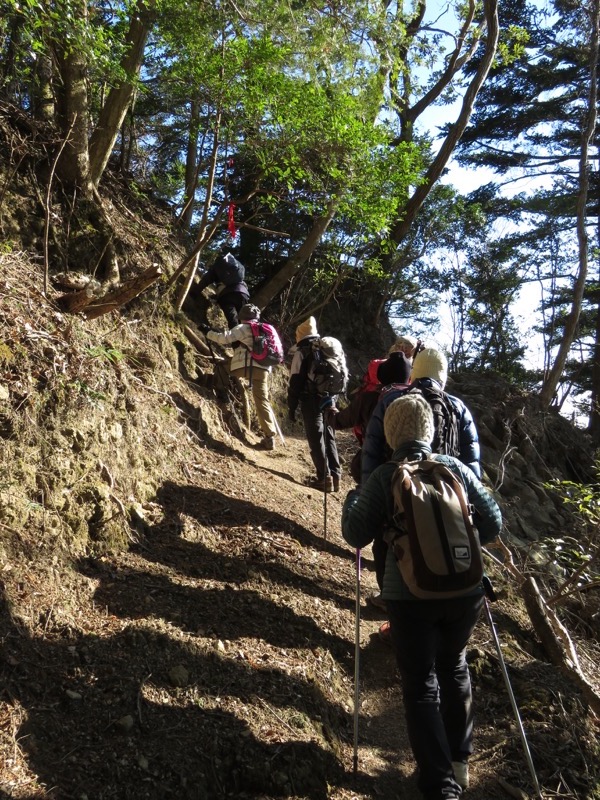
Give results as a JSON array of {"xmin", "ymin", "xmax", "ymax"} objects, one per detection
[
  {"xmin": 384, "ymin": 393, "xmax": 435, "ymax": 451},
  {"xmin": 411, "ymin": 347, "xmax": 448, "ymax": 389},
  {"xmin": 388, "ymin": 335, "xmax": 418, "ymax": 357},
  {"xmin": 295, "ymin": 316, "xmax": 319, "ymax": 343}
]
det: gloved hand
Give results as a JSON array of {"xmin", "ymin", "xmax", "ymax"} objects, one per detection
[
  {"xmin": 198, "ymin": 323, "xmax": 211, "ymax": 335},
  {"xmin": 288, "ymin": 408, "xmax": 296, "ymax": 423}
]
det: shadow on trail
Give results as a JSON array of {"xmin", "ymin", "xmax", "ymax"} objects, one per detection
[
  {"xmin": 154, "ymin": 478, "xmax": 351, "ymax": 570},
  {"xmin": 81, "ymin": 557, "xmax": 352, "ymax": 662},
  {"xmin": 1, "ymin": 577, "xmax": 409, "ymax": 799}
]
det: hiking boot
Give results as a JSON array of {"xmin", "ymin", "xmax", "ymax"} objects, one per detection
[
  {"xmin": 452, "ymin": 761, "xmax": 469, "ymax": 790},
  {"xmin": 367, "ymin": 591, "xmax": 387, "ymax": 611},
  {"xmin": 307, "ymin": 475, "xmax": 334, "ymax": 493},
  {"xmin": 260, "ymin": 435, "xmax": 275, "ymax": 451},
  {"xmin": 332, "ymin": 474, "xmax": 340, "ymax": 493}
]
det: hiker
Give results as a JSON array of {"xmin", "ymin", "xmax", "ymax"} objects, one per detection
[
  {"xmin": 362, "ymin": 346, "xmax": 481, "ymax": 619},
  {"xmin": 388, "ymin": 333, "xmax": 421, "ymax": 359},
  {"xmin": 287, "ymin": 316, "xmax": 346, "ymax": 493},
  {"xmin": 342, "ymin": 393, "xmax": 502, "ymax": 800},
  {"xmin": 197, "ymin": 252, "xmax": 250, "ymax": 329},
  {"xmin": 201, "ymin": 304, "xmax": 279, "ymax": 450},
  {"xmin": 362, "ymin": 346, "xmax": 481, "ymax": 485},
  {"xmin": 331, "ymin": 351, "xmax": 412, "ymax": 482}
]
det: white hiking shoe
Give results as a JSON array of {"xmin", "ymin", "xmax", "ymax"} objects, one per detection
[{"xmin": 452, "ymin": 761, "xmax": 469, "ymax": 790}]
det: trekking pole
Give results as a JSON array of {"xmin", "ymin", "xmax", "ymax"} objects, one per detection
[
  {"xmin": 273, "ymin": 414, "xmax": 286, "ymax": 446},
  {"xmin": 200, "ymin": 329, "xmax": 217, "ymax": 363},
  {"xmin": 482, "ymin": 577, "xmax": 543, "ymax": 799},
  {"xmin": 319, "ymin": 397, "xmax": 335, "ymax": 542},
  {"xmin": 353, "ymin": 547, "xmax": 362, "ymax": 777}
]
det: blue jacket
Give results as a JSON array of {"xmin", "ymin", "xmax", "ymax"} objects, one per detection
[
  {"xmin": 361, "ymin": 378, "xmax": 481, "ymax": 484},
  {"xmin": 343, "ymin": 441, "xmax": 502, "ymax": 601}
]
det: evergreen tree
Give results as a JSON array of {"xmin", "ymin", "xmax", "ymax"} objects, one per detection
[{"xmin": 455, "ymin": 0, "xmax": 600, "ymax": 428}]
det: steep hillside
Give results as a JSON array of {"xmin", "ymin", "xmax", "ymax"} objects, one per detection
[{"xmin": 0, "ymin": 251, "xmax": 599, "ymax": 800}]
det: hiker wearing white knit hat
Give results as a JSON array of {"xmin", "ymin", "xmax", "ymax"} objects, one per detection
[
  {"xmin": 362, "ymin": 345, "xmax": 481, "ymax": 486},
  {"xmin": 342, "ymin": 393, "xmax": 502, "ymax": 800},
  {"xmin": 383, "ymin": 391, "xmax": 434, "ymax": 449}
]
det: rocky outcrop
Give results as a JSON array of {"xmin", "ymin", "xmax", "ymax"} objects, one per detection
[{"xmin": 450, "ymin": 372, "xmax": 595, "ymax": 547}]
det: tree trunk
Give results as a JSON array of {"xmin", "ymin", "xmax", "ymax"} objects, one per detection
[
  {"xmin": 32, "ymin": 53, "xmax": 54, "ymax": 122},
  {"xmin": 179, "ymin": 98, "xmax": 201, "ymax": 231},
  {"xmin": 251, "ymin": 198, "xmax": 340, "ymax": 310},
  {"xmin": 57, "ymin": 265, "xmax": 161, "ymax": 318},
  {"xmin": 389, "ymin": 0, "xmax": 499, "ymax": 245},
  {"xmin": 540, "ymin": 0, "xmax": 599, "ymax": 408},
  {"xmin": 55, "ymin": 0, "xmax": 92, "ymax": 195},
  {"xmin": 521, "ymin": 576, "xmax": 600, "ymax": 716},
  {"xmin": 589, "ymin": 297, "xmax": 600, "ymax": 443},
  {"xmin": 176, "ymin": 106, "xmax": 223, "ymax": 311},
  {"xmin": 88, "ymin": 0, "xmax": 155, "ymax": 187}
]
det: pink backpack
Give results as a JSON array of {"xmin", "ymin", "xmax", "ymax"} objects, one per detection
[{"xmin": 248, "ymin": 321, "xmax": 284, "ymax": 367}]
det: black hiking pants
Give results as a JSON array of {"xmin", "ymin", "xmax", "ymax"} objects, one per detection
[
  {"xmin": 387, "ymin": 593, "xmax": 484, "ymax": 800},
  {"xmin": 218, "ymin": 291, "xmax": 248, "ymax": 329},
  {"xmin": 300, "ymin": 393, "xmax": 340, "ymax": 481}
]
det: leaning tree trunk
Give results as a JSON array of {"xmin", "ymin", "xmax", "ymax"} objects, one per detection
[
  {"xmin": 89, "ymin": 0, "xmax": 156, "ymax": 188},
  {"xmin": 251, "ymin": 198, "xmax": 340, "ymax": 311}
]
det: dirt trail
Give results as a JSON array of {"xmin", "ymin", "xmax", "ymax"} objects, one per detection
[
  {"xmin": 0, "ymin": 418, "xmax": 572, "ymax": 800},
  {"xmin": 169, "ymin": 425, "xmax": 531, "ymax": 800}
]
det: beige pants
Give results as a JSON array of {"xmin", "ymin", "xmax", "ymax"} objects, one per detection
[{"xmin": 231, "ymin": 366, "xmax": 277, "ymax": 438}]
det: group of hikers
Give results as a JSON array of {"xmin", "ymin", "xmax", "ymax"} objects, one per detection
[{"xmin": 197, "ymin": 252, "xmax": 503, "ymax": 800}]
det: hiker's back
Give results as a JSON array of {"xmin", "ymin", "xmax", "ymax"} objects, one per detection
[
  {"xmin": 213, "ymin": 252, "xmax": 245, "ymax": 286},
  {"xmin": 248, "ymin": 319, "xmax": 284, "ymax": 368}
]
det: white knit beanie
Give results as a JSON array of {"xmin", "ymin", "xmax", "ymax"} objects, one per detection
[
  {"xmin": 411, "ymin": 347, "xmax": 448, "ymax": 389},
  {"xmin": 296, "ymin": 316, "xmax": 319, "ymax": 343},
  {"xmin": 384, "ymin": 394, "xmax": 435, "ymax": 451}
]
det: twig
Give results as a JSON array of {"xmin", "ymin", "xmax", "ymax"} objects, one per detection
[
  {"xmin": 256, "ymin": 697, "xmax": 299, "ymax": 735},
  {"xmin": 44, "ymin": 118, "xmax": 75, "ymax": 296}
]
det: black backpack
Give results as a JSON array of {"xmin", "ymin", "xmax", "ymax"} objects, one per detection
[
  {"xmin": 407, "ymin": 384, "xmax": 460, "ymax": 458},
  {"xmin": 213, "ymin": 253, "xmax": 245, "ymax": 285}
]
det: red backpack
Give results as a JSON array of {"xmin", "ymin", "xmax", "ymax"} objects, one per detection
[{"xmin": 360, "ymin": 358, "xmax": 385, "ymax": 392}]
